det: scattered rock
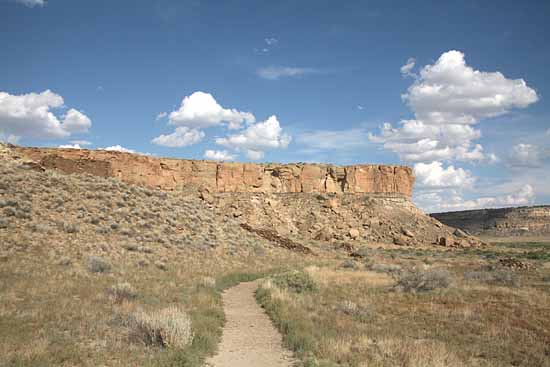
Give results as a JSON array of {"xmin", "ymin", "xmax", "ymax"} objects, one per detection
[{"xmin": 349, "ymin": 228, "xmax": 360, "ymax": 239}]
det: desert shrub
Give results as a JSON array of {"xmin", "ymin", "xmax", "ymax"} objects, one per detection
[
  {"xmin": 63, "ymin": 222, "xmax": 79, "ymax": 233},
  {"xmin": 340, "ymin": 259, "xmax": 357, "ymax": 269},
  {"xmin": 122, "ymin": 243, "xmax": 139, "ymax": 252},
  {"xmin": 87, "ymin": 256, "xmax": 111, "ymax": 273},
  {"xmin": 198, "ymin": 276, "xmax": 216, "ymax": 288},
  {"xmin": 155, "ymin": 260, "xmax": 168, "ymax": 271},
  {"xmin": 368, "ymin": 263, "xmax": 402, "ymax": 274},
  {"xmin": 58, "ymin": 256, "xmax": 72, "ymax": 266},
  {"xmin": 130, "ymin": 306, "xmax": 193, "ymax": 349},
  {"xmin": 465, "ymin": 269, "xmax": 519, "ymax": 287},
  {"xmin": 108, "ymin": 282, "xmax": 138, "ymax": 302},
  {"xmin": 273, "ymin": 271, "xmax": 318, "ymax": 293},
  {"xmin": 336, "ymin": 300, "xmax": 376, "ymax": 322},
  {"xmin": 394, "ymin": 268, "xmax": 452, "ymax": 293}
]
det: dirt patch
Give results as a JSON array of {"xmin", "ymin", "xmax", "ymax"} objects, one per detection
[{"xmin": 206, "ymin": 280, "xmax": 295, "ymax": 367}]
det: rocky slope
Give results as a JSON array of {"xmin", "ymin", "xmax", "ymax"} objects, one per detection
[
  {"xmin": 2, "ymin": 144, "xmax": 481, "ymax": 248},
  {"xmin": 431, "ymin": 206, "xmax": 550, "ymax": 237}
]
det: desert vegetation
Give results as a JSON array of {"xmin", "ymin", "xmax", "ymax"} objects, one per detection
[
  {"xmin": 1, "ymin": 147, "xmax": 549, "ymax": 367},
  {"xmin": 257, "ymin": 244, "xmax": 550, "ymax": 367}
]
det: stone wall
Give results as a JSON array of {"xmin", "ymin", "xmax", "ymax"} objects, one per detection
[
  {"xmin": 431, "ymin": 206, "xmax": 550, "ymax": 236},
  {"xmin": 14, "ymin": 146, "xmax": 415, "ymax": 196}
]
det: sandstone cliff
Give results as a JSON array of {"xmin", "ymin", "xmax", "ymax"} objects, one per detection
[
  {"xmin": 431, "ymin": 206, "xmax": 550, "ymax": 237},
  {"xmin": 13, "ymin": 146, "xmax": 415, "ymax": 196}
]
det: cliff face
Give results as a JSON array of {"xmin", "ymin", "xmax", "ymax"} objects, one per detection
[
  {"xmin": 431, "ymin": 206, "xmax": 550, "ymax": 236},
  {"xmin": 14, "ymin": 146, "xmax": 415, "ymax": 197}
]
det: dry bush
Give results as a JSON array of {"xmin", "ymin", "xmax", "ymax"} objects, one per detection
[
  {"xmin": 130, "ymin": 306, "xmax": 193, "ymax": 349},
  {"xmin": 108, "ymin": 282, "xmax": 138, "ymax": 302},
  {"xmin": 87, "ymin": 256, "xmax": 111, "ymax": 273},
  {"xmin": 464, "ymin": 269, "xmax": 519, "ymax": 287},
  {"xmin": 394, "ymin": 268, "xmax": 452, "ymax": 293},
  {"xmin": 368, "ymin": 263, "xmax": 402, "ymax": 274}
]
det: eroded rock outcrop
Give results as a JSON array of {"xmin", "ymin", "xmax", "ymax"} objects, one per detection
[
  {"xmin": 13, "ymin": 146, "xmax": 415, "ymax": 196},
  {"xmin": 431, "ymin": 206, "xmax": 550, "ymax": 237}
]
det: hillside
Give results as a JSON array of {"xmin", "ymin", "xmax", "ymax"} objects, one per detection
[
  {"xmin": 1, "ymin": 143, "xmax": 549, "ymax": 367},
  {"xmin": 431, "ymin": 206, "xmax": 550, "ymax": 237}
]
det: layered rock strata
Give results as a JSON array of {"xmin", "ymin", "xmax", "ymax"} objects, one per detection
[
  {"xmin": 431, "ymin": 206, "xmax": 550, "ymax": 236},
  {"xmin": 13, "ymin": 146, "xmax": 415, "ymax": 196}
]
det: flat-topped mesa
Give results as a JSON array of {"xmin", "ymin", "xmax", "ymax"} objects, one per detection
[{"xmin": 13, "ymin": 146, "xmax": 415, "ymax": 197}]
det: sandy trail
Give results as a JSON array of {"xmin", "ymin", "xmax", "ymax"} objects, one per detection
[{"xmin": 206, "ymin": 280, "xmax": 295, "ymax": 367}]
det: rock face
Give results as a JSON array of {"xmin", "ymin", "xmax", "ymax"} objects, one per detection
[
  {"xmin": 13, "ymin": 146, "xmax": 415, "ymax": 196},
  {"xmin": 431, "ymin": 206, "xmax": 550, "ymax": 237}
]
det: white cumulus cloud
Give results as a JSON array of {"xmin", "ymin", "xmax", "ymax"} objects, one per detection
[
  {"xmin": 414, "ymin": 161, "xmax": 475, "ymax": 189},
  {"xmin": 400, "ymin": 57, "xmax": 416, "ymax": 78},
  {"xmin": 169, "ymin": 91, "xmax": 255, "ymax": 130},
  {"xmin": 0, "ymin": 90, "xmax": 92, "ymax": 141},
  {"xmin": 256, "ymin": 66, "xmax": 318, "ymax": 80},
  {"xmin": 418, "ymin": 184, "xmax": 536, "ymax": 213},
  {"xmin": 59, "ymin": 144, "xmax": 82, "ymax": 149},
  {"xmin": 370, "ymin": 50, "xmax": 538, "ymax": 163},
  {"xmin": 216, "ymin": 115, "xmax": 291, "ymax": 160},
  {"xmin": 204, "ymin": 150, "xmax": 236, "ymax": 161},
  {"xmin": 100, "ymin": 145, "xmax": 135, "ymax": 153},
  {"xmin": 16, "ymin": 0, "xmax": 45, "ymax": 7},
  {"xmin": 151, "ymin": 127, "xmax": 204, "ymax": 148}
]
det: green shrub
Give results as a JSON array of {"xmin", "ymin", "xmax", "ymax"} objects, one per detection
[
  {"xmin": 273, "ymin": 271, "xmax": 318, "ymax": 293},
  {"xmin": 394, "ymin": 268, "xmax": 452, "ymax": 293},
  {"xmin": 87, "ymin": 256, "xmax": 111, "ymax": 273}
]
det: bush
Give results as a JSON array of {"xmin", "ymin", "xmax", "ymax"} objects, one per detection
[
  {"xmin": 273, "ymin": 271, "xmax": 318, "ymax": 293},
  {"xmin": 130, "ymin": 306, "xmax": 193, "ymax": 349},
  {"xmin": 465, "ymin": 269, "xmax": 519, "ymax": 287},
  {"xmin": 336, "ymin": 300, "xmax": 376, "ymax": 322},
  {"xmin": 87, "ymin": 256, "xmax": 111, "ymax": 273},
  {"xmin": 108, "ymin": 282, "xmax": 138, "ymax": 302},
  {"xmin": 63, "ymin": 222, "xmax": 80, "ymax": 234},
  {"xmin": 368, "ymin": 263, "xmax": 402, "ymax": 274},
  {"xmin": 340, "ymin": 259, "xmax": 357, "ymax": 269},
  {"xmin": 395, "ymin": 268, "xmax": 452, "ymax": 293}
]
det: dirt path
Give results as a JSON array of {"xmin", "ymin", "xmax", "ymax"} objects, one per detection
[{"xmin": 206, "ymin": 280, "xmax": 295, "ymax": 367}]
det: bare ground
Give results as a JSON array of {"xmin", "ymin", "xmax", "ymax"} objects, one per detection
[{"xmin": 206, "ymin": 280, "xmax": 295, "ymax": 367}]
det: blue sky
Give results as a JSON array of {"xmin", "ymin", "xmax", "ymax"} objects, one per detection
[{"xmin": 1, "ymin": 0, "xmax": 549, "ymax": 212}]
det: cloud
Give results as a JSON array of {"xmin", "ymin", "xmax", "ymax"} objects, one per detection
[
  {"xmin": 0, "ymin": 133, "xmax": 19, "ymax": 144},
  {"xmin": 156, "ymin": 112, "xmax": 167, "ymax": 121},
  {"xmin": 99, "ymin": 145, "xmax": 135, "ymax": 153},
  {"xmin": 169, "ymin": 91, "xmax": 255, "ymax": 130},
  {"xmin": 62, "ymin": 109, "xmax": 92, "ymax": 133},
  {"xmin": 256, "ymin": 66, "xmax": 318, "ymax": 80},
  {"xmin": 264, "ymin": 37, "xmax": 278, "ymax": 46},
  {"xmin": 414, "ymin": 161, "xmax": 475, "ymax": 189},
  {"xmin": 297, "ymin": 128, "xmax": 370, "ymax": 152},
  {"xmin": 59, "ymin": 144, "xmax": 82, "ymax": 149},
  {"xmin": 216, "ymin": 115, "xmax": 291, "ymax": 160},
  {"xmin": 151, "ymin": 127, "xmax": 205, "ymax": 148},
  {"xmin": 204, "ymin": 150, "xmax": 236, "ymax": 161},
  {"xmin": 246, "ymin": 150, "xmax": 264, "ymax": 160},
  {"xmin": 16, "ymin": 0, "xmax": 45, "ymax": 7},
  {"xmin": 69, "ymin": 140, "xmax": 92, "ymax": 146},
  {"xmin": 417, "ymin": 184, "xmax": 535, "ymax": 212},
  {"xmin": 507, "ymin": 142, "xmax": 550, "ymax": 168},
  {"xmin": 0, "ymin": 90, "xmax": 92, "ymax": 141},
  {"xmin": 400, "ymin": 57, "xmax": 416, "ymax": 78},
  {"xmin": 370, "ymin": 50, "xmax": 538, "ymax": 163}
]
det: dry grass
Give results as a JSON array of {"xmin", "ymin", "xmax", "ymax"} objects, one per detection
[
  {"xmin": 258, "ymin": 250, "xmax": 550, "ymax": 367},
  {"xmin": 130, "ymin": 305, "xmax": 193, "ymax": 349},
  {"xmin": 0, "ymin": 157, "xmax": 307, "ymax": 366}
]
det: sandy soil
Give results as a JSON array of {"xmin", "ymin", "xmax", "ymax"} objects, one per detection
[{"xmin": 206, "ymin": 280, "xmax": 295, "ymax": 367}]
